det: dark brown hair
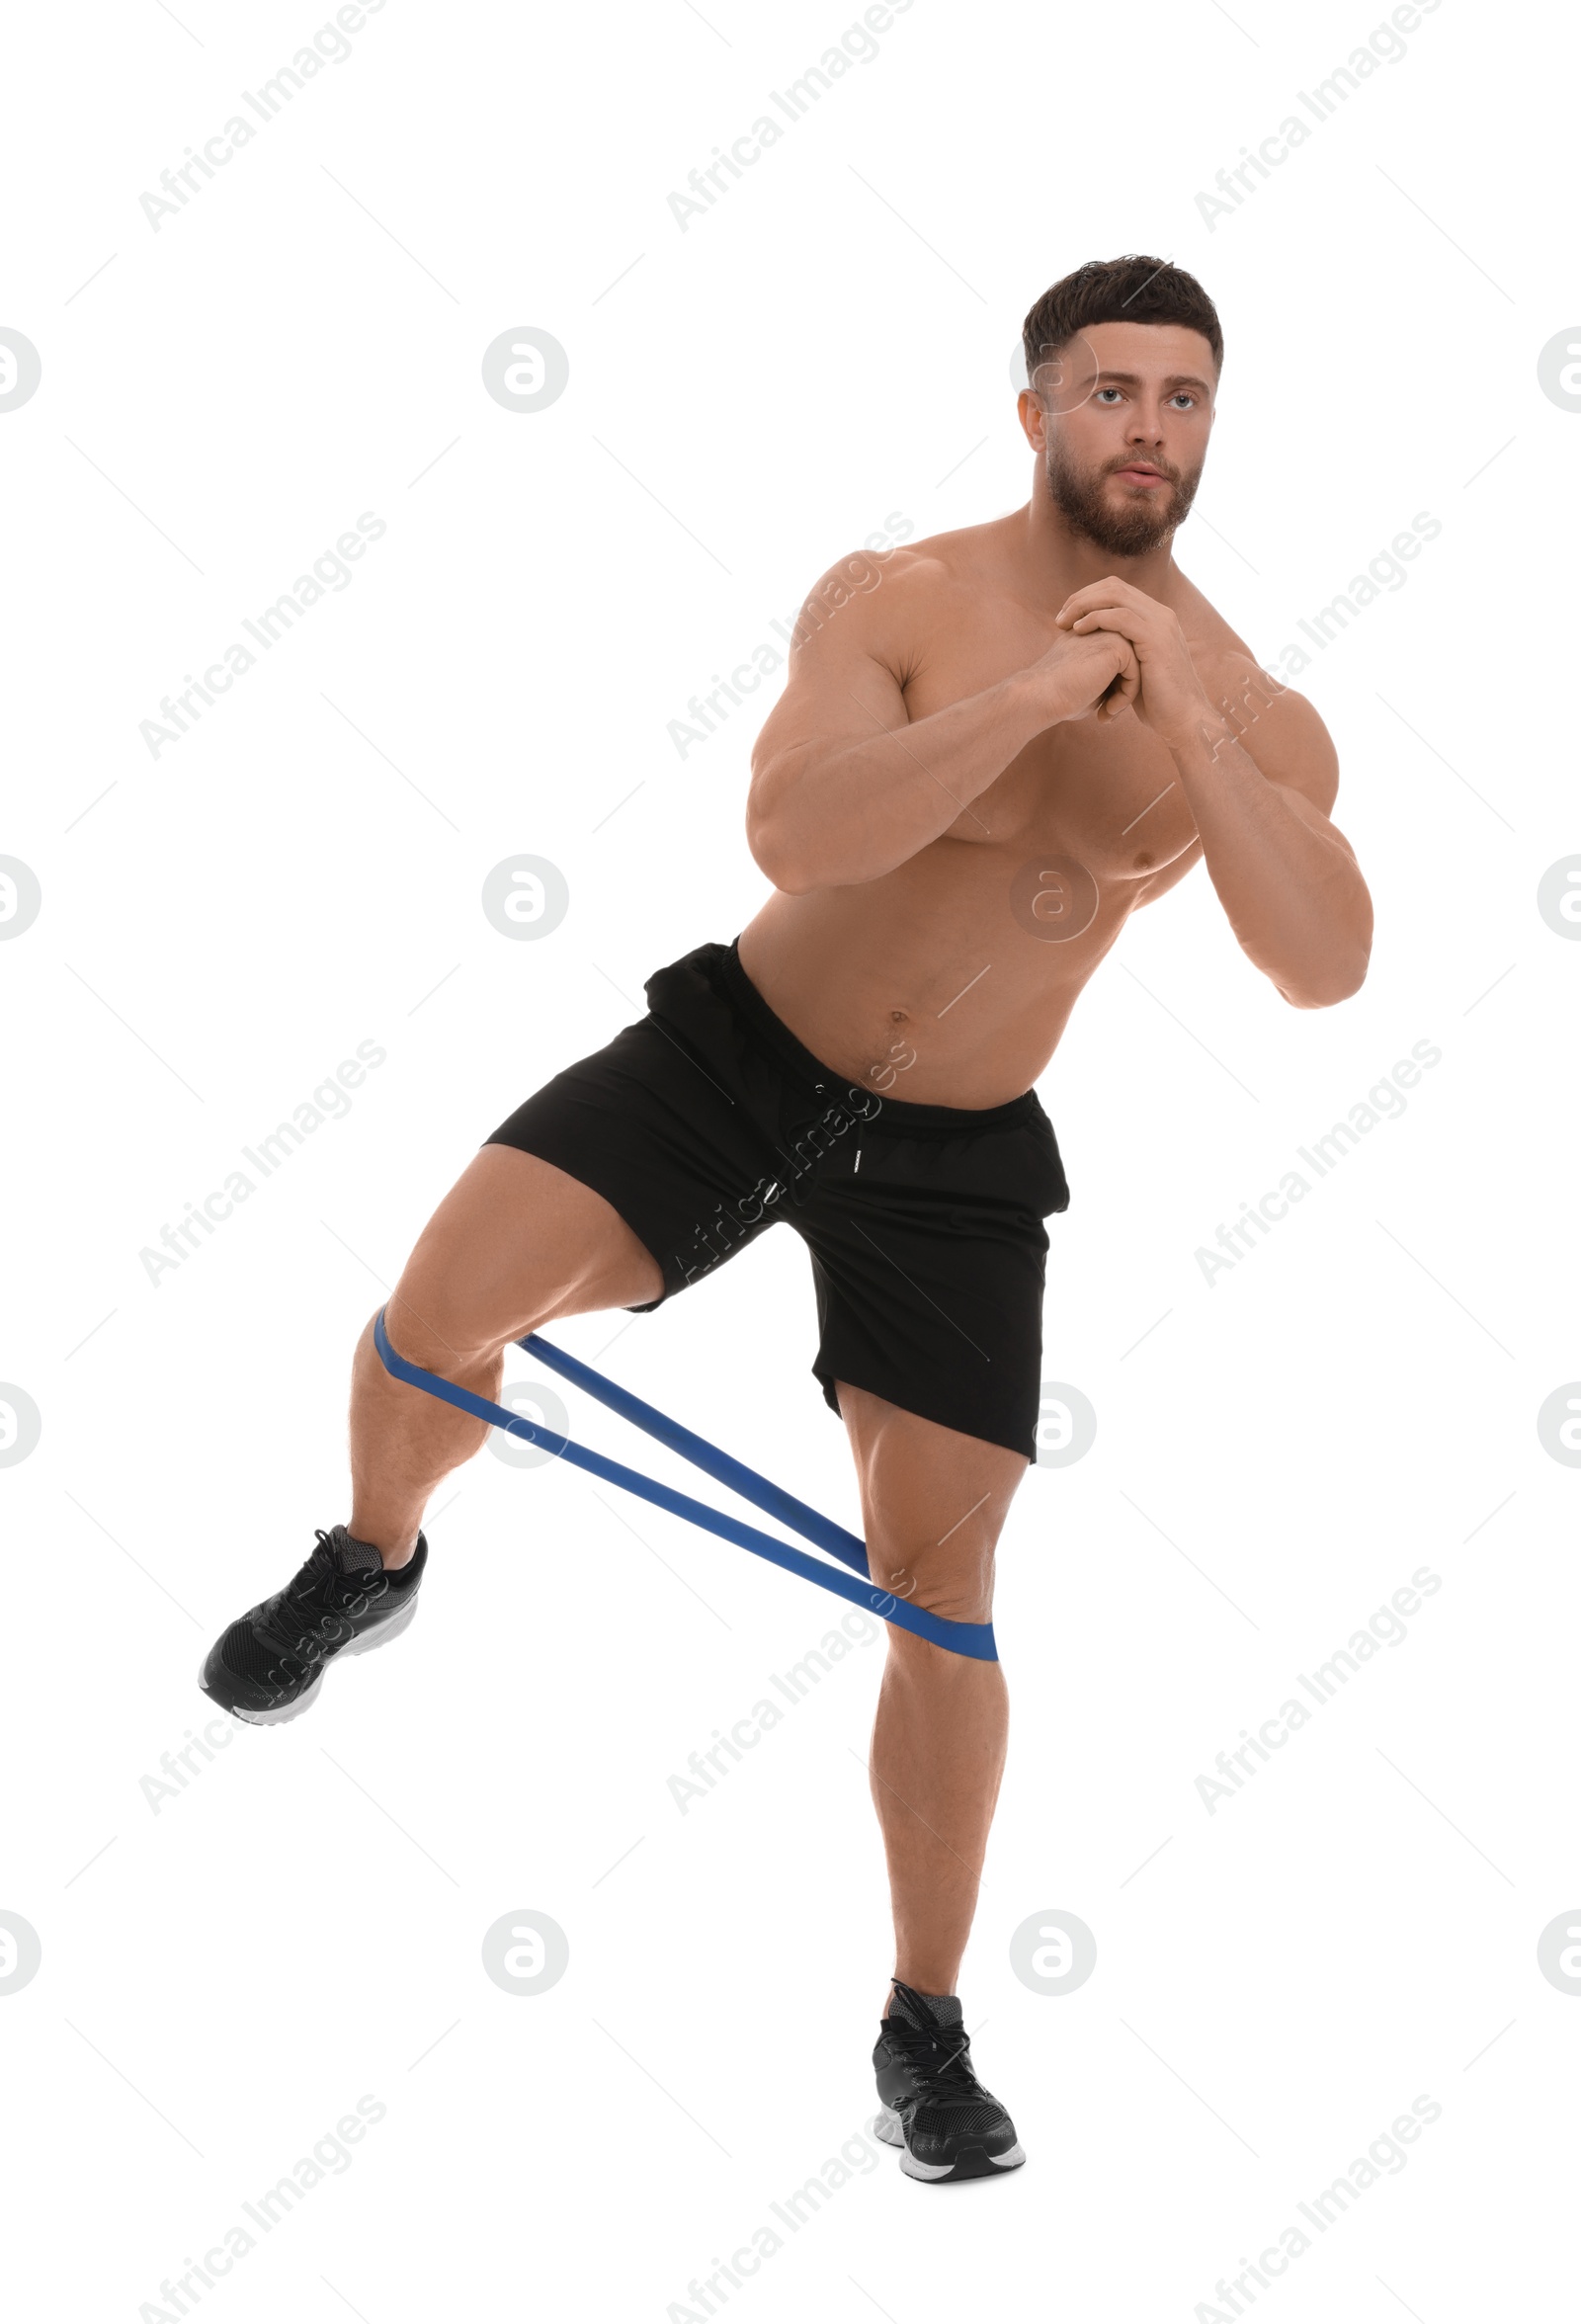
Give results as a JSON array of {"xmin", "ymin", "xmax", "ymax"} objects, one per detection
[{"xmin": 1022, "ymin": 256, "xmax": 1223, "ymax": 386}]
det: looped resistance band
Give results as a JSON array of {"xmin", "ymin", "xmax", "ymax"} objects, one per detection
[{"xmin": 373, "ymin": 1308, "xmax": 997, "ymax": 1662}]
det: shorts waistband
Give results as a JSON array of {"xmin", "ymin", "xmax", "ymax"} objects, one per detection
[{"xmin": 703, "ymin": 938, "xmax": 1044, "ymax": 1134}]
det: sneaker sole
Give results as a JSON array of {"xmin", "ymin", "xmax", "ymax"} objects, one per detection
[
  {"xmin": 874, "ymin": 2104, "xmax": 1026, "ymax": 2181},
  {"xmin": 199, "ymin": 1592, "xmax": 421, "ymax": 1727}
]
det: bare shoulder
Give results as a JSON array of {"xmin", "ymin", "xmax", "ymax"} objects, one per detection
[
  {"xmin": 1165, "ymin": 561, "xmax": 1247, "ymax": 639},
  {"xmin": 789, "ymin": 519, "xmax": 992, "ymax": 684}
]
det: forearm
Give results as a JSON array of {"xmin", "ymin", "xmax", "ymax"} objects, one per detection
[
  {"xmin": 749, "ymin": 668, "xmax": 1057, "ymax": 892},
  {"xmin": 1172, "ymin": 715, "xmax": 1373, "ymax": 1006}
]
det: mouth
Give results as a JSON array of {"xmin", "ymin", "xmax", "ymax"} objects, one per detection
[{"xmin": 1111, "ymin": 464, "xmax": 1169, "ymax": 489}]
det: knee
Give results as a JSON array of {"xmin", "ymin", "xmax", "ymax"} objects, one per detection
[
  {"xmin": 376, "ymin": 1284, "xmax": 510, "ymax": 1379},
  {"xmin": 872, "ymin": 1545, "xmax": 995, "ymax": 1629}
]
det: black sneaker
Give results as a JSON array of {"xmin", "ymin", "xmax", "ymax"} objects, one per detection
[
  {"xmin": 199, "ymin": 1525, "xmax": 427, "ymax": 1725},
  {"xmin": 873, "ymin": 1979, "xmax": 1026, "ymax": 2182}
]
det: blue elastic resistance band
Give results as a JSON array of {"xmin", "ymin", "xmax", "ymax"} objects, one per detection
[{"xmin": 373, "ymin": 1307, "xmax": 998, "ymax": 1662}]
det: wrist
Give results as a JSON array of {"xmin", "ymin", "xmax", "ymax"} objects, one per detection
[{"xmin": 1011, "ymin": 659, "xmax": 1086, "ymax": 731}]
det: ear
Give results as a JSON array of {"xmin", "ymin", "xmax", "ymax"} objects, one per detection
[{"xmin": 1017, "ymin": 388, "xmax": 1048, "ymax": 453}]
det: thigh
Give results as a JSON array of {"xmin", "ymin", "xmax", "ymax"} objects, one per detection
[
  {"xmin": 798, "ymin": 1115, "xmax": 1060, "ymax": 1463},
  {"xmin": 385, "ymin": 1145, "xmax": 664, "ymax": 1370},
  {"xmin": 837, "ymin": 1383, "xmax": 1028, "ymax": 1625},
  {"xmin": 488, "ymin": 1011, "xmax": 783, "ymax": 1302}
]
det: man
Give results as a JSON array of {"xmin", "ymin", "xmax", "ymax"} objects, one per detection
[{"xmin": 201, "ymin": 255, "xmax": 1372, "ymax": 2183}]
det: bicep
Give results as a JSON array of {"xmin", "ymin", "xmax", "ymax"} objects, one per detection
[
  {"xmin": 1235, "ymin": 678, "xmax": 1358, "ymax": 856},
  {"xmin": 751, "ymin": 637, "xmax": 907, "ymax": 799},
  {"xmin": 1238, "ymin": 680, "xmax": 1339, "ymax": 814},
  {"xmin": 748, "ymin": 564, "xmax": 913, "ymax": 818}
]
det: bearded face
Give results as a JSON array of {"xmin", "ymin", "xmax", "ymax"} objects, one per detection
[{"xmin": 1042, "ymin": 430, "xmax": 1204, "ymax": 557}]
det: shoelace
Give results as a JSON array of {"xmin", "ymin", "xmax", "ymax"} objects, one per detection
[
  {"xmin": 255, "ymin": 1532, "xmax": 386, "ymax": 1662},
  {"xmin": 886, "ymin": 2014, "xmax": 982, "ymax": 2102}
]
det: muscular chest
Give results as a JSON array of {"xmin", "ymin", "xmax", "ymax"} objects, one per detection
[
  {"xmin": 904, "ymin": 627, "xmax": 1203, "ymax": 882},
  {"xmin": 972, "ymin": 717, "xmax": 1199, "ymax": 879}
]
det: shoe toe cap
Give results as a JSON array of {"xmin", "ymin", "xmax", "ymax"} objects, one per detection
[{"xmin": 200, "ymin": 1623, "xmax": 306, "ymax": 1715}]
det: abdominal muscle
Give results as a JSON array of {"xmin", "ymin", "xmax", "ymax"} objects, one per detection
[{"xmin": 736, "ymin": 838, "xmax": 1141, "ymax": 1110}]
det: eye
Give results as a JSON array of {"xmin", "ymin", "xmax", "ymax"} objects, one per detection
[
  {"xmin": 1169, "ymin": 391, "xmax": 1197, "ymax": 409},
  {"xmin": 1095, "ymin": 386, "xmax": 1123, "ymax": 403}
]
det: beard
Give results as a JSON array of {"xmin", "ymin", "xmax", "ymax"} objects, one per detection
[{"xmin": 1044, "ymin": 439, "xmax": 1202, "ymax": 557}]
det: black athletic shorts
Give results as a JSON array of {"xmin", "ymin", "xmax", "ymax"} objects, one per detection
[{"xmin": 484, "ymin": 939, "xmax": 1070, "ymax": 1460}]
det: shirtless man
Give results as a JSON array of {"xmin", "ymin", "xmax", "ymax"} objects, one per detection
[{"xmin": 201, "ymin": 255, "xmax": 1372, "ymax": 2183}]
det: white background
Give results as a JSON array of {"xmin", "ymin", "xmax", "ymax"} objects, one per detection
[{"xmin": 2, "ymin": 0, "xmax": 1577, "ymax": 2316}]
